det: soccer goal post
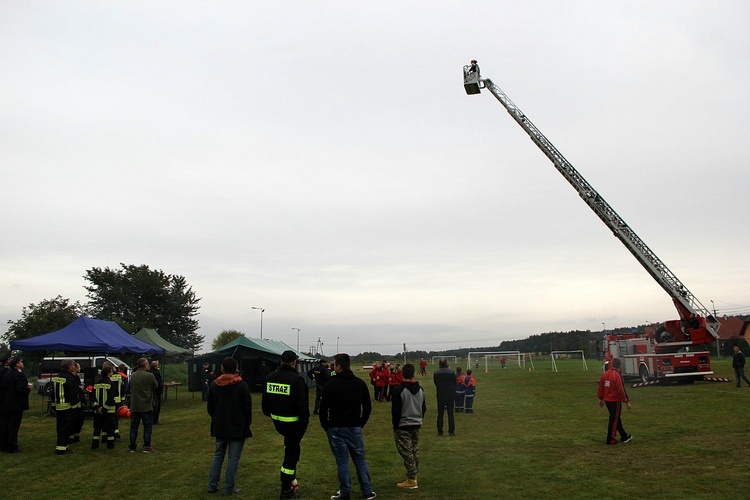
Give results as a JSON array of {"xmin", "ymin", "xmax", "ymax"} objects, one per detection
[
  {"xmin": 468, "ymin": 351, "xmax": 521, "ymax": 371},
  {"xmin": 550, "ymin": 350, "xmax": 589, "ymax": 372}
]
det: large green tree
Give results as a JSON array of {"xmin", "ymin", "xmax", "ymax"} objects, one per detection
[
  {"xmin": 211, "ymin": 329, "xmax": 245, "ymax": 351},
  {"xmin": 84, "ymin": 263, "xmax": 203, "ymax": 351},
  {"xmin": 3, "ymin": 295, "xmax": 84, "ymax": 344}
]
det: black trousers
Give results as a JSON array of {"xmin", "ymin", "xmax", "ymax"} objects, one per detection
[
  {"xmin": 605, "ymin": 401, "xmax": 628, "ymax": 444},
  {"xmin": 436, "ymin": 397, "xmax": 455, "ymax": 434},
  {"xmin": 153, "ymin": 391, "xmax": 162, "ymax": 423},
  {"xmin": 56, "ymin": 409, "xmax": 77, "ymax": 452},
  {"xmin": 0, "ymin": 410, "xmax": 23, "ymax": 452},
  {"xmin": 273, "ymin": 420, "xmax": 308, "ymax": 488}
]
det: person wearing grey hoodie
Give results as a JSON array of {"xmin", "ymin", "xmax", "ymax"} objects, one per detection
[{"xmin": 391, "ymin": 363, "xmax": 426, "ymax": 489}]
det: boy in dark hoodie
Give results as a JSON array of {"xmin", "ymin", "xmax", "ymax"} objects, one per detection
[
  {"xmin": 391, "ymin": 363, "xmax": 426, "ymax": 489},
  {"xmin": 207, "ymin": 357, "xmax": 252, "ymax": 495}
]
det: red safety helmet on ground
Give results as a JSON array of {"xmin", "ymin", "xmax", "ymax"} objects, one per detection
[{"xmin": 116, "ymin": 406, "xmax": 131, "ymax": 418}]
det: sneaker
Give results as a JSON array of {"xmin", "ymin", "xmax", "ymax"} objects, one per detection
[
  {"xmin": 142, "ymin": 446, "xmax": 157, "ymax": 453},
  {"xmin": 364, "ymin": 493, "xmax": 376, "ymax": 500},
  {"xmin": 622, "ymin": 435, "xmax": 633, "ymax": 444},
  {"xmin": 448, "ymin": 432, "xmax": 456, "ymax": 437},
  {"xmin": 223, "ymin": 489, "xmax": 241, "ymax": 496},
  {"xmin": 437, "ymin": 431, "xmax": 443, "ymax": 436},
  {"xmin": 279, "ymin": 489, "xmax": 298, "ymax": 499},
  {"xmin": 397, "ymin": 478, "xmax": 418, "ymax": 489},
  {"xmin": 207, "ymin": 488, "xmax": 218, "ymax": 494},
  {"xmin": 330, "ymin": 492, "xmax": 350, "ymax": 500}
]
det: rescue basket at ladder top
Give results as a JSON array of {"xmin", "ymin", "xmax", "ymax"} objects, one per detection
[{"xmin": 463, "ymin": 65, "xmax": 481, "ymax": 95}]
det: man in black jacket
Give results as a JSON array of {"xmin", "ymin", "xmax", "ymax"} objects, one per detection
[
  {"xmin": 319, "ymin": 353, "xmax": 376, "ymax": 500},
  {"xmin": 732, "ymin": 345, "xmax": 750, "ymax": 388},
  {"xmin": 150, "ymin": 360, "xmax": 163, "ymax": 424},
  {"xmin": 307, "ymin": 359, "xmax": 331, "ymax": 415},
  {"xmin": 262, "ymin": 351, "xmax": 309, "ymax": 499},
  {"xmin": 207, "ymin": 357, "xmax": 252, "ymax": 496},
  {"xmin": 432, "ymin": 358, "xmax": 456, "ymax": 437},
  {"xmin": 0, "ymin": 356, "xmax": 30, "ymax": 453}
]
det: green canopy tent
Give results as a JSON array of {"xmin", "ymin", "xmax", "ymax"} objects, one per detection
[
  {"xmin": 133, "ymin": 328, "xmax": 194, "ymax": 401},
  {"xmin": 133, "ymin": 328, "xmax": 193, "ymax": 357},
  {"xmin": 189, "ymin": 337, "xmax": 317, "ymax": 392}
]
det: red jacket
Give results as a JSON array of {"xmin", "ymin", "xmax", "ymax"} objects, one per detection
[
  {"xmin": 597, "ymin": 367, "xmax": 629, "ymax": 403},
  {"xmin": 375, "ymin": 368, "xmax": 388, "ymax": 387}
]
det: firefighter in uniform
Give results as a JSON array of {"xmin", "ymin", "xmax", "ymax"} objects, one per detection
[
  {"xmin": 107, "ymin": 362, "xmax": 127, "ymax": 440},
  {"xmin": 92, "ymin": 365, "xmax": 118, "ymax": 450},
  {"xmin": 262, "ymin": 350, "xmax": 309, "ymax": 499},
  {"xmin": 53, "ymin": 359, "xmax": 81, "ymax": 455}
]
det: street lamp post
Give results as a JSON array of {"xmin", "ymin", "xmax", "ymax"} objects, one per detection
[
  {"xmin": 602, "ymin": 322, "xmax": 606, "ymax": 332},
  {"xmin": 292, "ymin": 328, "xmax": 301, "ymax": 351},
  {"xmin": 336, "ymin": 336, "xmax": 340, "ymax": 353},
  {"xmin": 252, "ymin": 306, "xmax": 265, "ymax": 339}
]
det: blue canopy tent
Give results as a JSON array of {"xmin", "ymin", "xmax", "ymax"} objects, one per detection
[{"xmin": 11, "ymin": 316, "xmax": 164, "ymax": 355}]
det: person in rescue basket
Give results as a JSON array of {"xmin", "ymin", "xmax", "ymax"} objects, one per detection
[
  {"xmin": 597, "ymin": 357, "xmax": 633, "ymax": 445},
  {"xmin": 262, "ymin": 350, "xmax": 309, "ymax": 499},
  {"xmin": 391, "ymin": 363, "xmax": 426, "ymax": 490},
  {"xmin": 207, "ymin": 357, "xmax": 252, "ymax": 496}
]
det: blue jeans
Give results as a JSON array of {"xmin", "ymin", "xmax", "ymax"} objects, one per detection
[
  {"xmin": 129, "ymin": 411, "xmax": 153, "ymax": 450},
  {"xmin": 208, "ymin": 438, "xmax": 245, "ymax": 494},
  {"xmin": 326, "ymin": 427, "xmax": 374, "ymax": 497}
]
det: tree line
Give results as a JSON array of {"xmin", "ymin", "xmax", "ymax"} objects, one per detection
[{"xmin": 3, "ymin": 263, "xmax": 203, "ymax": 351}]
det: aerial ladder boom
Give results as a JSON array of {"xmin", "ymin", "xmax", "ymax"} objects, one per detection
[{"xmin": 463, "ymin": 64, "xmax": 720, "ymax": 347}]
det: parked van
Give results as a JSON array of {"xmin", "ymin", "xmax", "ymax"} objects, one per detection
[{"xmin": 36, "ymin": 356, "xmax": 130, "ymax": 395}]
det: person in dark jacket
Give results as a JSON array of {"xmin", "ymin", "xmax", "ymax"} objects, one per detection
[
  {"xmin": 53, "ymin": 359, "xmax": 81, "ymax": 455},
  {"xmin": 262, "ymin": 350, "xmax": 309, "ymax": 499},
  {"xmin": 433, "ymin": 358, "xmax": 456, "ymax": 436},
  {"xmin": 306, "ymin": 359, "xmax": 331, "ymax": 415},
  {"xmin": 91, "ymin": 365, "xmax": 117, "ymax": 450},
  {"xmin": 319, "ymin": 353, "xmax": 376, "ymax": 500},
  {"xmin": 207, "ymin": 357, "xmax": 252, "ymax": 496},
  {"xmin": 150, "ymin": 360, "xmax": 163, "ymax": 424},
  {"xmin": 0, "ymin": 356, "xmax": 30, "ymax": 453},
  {"xmin": 732, "ymin": 345, "xmax": 750, "ymax": 388},
  {"xmin": 391, "ymin": 363, "xmax": 426, "ymax": 489}
]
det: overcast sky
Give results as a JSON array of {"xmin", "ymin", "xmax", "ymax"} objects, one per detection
[{"xmin": 2, "ymin": 1, "xmax": 749, "ymax": 355}]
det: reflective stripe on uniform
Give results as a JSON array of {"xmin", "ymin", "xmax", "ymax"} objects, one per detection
[
  {"xmin": 280, "ymin": 466, "xmax": 295, "ymax": 475},
  {"xmin": 270, "ymin": 414, "xmax": 299, "ymax": 423}
]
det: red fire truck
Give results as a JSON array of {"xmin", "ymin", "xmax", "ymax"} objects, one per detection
[{"xmin": 464, "ymin": 63, "xmax": 720, "ymax": 383}]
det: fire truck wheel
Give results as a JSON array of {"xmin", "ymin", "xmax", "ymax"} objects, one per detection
[{"xmin": 639, "ymin": 366, "xmax": 649, "ymax": 383}]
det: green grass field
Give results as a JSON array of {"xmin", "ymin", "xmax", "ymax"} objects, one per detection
[{"xmin": 3, "ymin": 357, "xmax": 745, "ymax": 499}]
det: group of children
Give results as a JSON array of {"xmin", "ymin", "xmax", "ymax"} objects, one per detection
[
  {"xmin": 370, "ymin": 360, "xmax": 478, "ymax": 412},
  {"xmin": 368, "ymin": 361, "xmax": 404, "ymax": 402},
  {"xmin": 453, "ymin": 366, "xmax": 477, "ymax": 413}
]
